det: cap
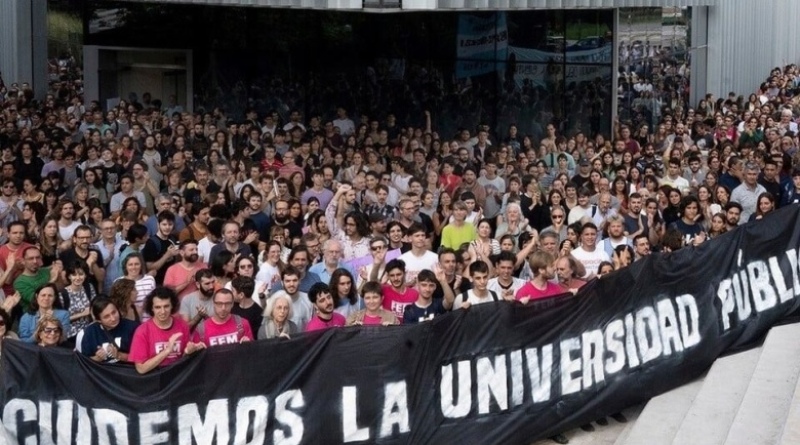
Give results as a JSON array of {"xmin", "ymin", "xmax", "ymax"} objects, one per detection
[{"xmin": 579, "ymin": 158, "xmax": 590, "ymax": 167}]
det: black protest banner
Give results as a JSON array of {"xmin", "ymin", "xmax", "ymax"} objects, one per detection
[{"xmin": 3, "ymin": 205, "xmax": 800, "ymax": 445}]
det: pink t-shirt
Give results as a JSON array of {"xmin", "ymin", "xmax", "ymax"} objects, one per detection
[
  {"xmin": 381, "ymin": 284, "xmax": 419, "ymax": 321},
  {"xmin": 515, "ymin": 281, "xmax": 563, "ymax": 301},
  {"xmin": 193, "ymin": 316, "xmax": 254, "ymax": 347},
  {"xmin": 129, "ymin": 316, "xmax": 192, "ymax": 367},
  {"xmin": 363, "ymin": 314, "xmax": 383, "ymax": 326},
  {"xmin": 306, "ymin": 313, "xmax": 346, "ymax": 332},
  {"xmin": 163, "ymin": 262, "xmax": 207, "ymax": 300}
]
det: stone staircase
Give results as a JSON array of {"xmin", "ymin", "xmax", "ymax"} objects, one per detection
[
  {"xmin": 620, "ymin": 322, "xmax": 800, "ymax": 445},
  {"xmin": 532, "ymin": 322, "xmax": 800, "ymax": 445}
]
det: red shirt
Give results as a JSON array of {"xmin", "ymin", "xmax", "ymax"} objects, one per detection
[
  {"xmin": 193, "ymin": 316, "xmax": 254, "ymax": 347},
  {"xmin": 261, "ymin": 158, "xmax": 283, "ymax": 175},
  {"xmin": 0, "ymin": 243, "xmax": 31, "ymax": 296},
  {"xmin": 440, "ymin": 174, "xmax": 462, "ymax": 196},
  {"xmin": 129, "ymin": 316, "xmax": 192, "ymax": 367},
  {"xmin": 306, "ymin": 313, "xmax": 346, "ymax": 332},
  {"xmin": 515, "ymin": 281, "xmax": 563, "ymax": 301},
  {"xmin": 382, "ymin": 284, "xmax": 419, "ymax": 322}
]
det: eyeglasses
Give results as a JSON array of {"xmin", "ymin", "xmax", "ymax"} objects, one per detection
[
  {"xmin": 552, "ymin": 215, "xmax": 564, "ymax": 219},
  {"xmin": 43, "ymin": 327, "xmax": 61, "ymax": 335}
]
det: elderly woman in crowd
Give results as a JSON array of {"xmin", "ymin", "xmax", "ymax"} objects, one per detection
[{"xmin": 258, "ymin": 293, "xmax": 298, "ymax": 340}]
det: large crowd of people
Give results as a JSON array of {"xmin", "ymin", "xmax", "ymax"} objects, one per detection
[{"xmin": 1, "ymin": 57, "xmax": 799, "ymax": 443}]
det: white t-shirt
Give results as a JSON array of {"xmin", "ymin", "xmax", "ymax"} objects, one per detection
[
  {"xmin": 455, "ymin": 289, "xmax": 499, "ymax": 306},
  {"xmin": 487, "ymin": 277, "xmax": 526, "ymax": 301},
  {"xmin": 197, "ymin": 237, "xmax": 216, "ymax": 264},
  {"xmin": 399, "ymin": 250, "xmax": 439, "ymax": 285},
  {"xmin": 58, "ymin": 221, "xmax": 82, "ymax": 241},
  {"xmin": 571, "ymin": 247, "xmax": 610, "ymax": 279}
]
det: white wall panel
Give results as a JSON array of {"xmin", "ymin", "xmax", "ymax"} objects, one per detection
[{"xmin": 704, "ymin": 0, "xmax": 800, "ymax": 100}]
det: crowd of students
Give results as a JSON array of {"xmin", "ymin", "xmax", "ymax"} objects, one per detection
[{"xmin": 1, "ymin": 61, "xmax": 799, "ymax": 444}]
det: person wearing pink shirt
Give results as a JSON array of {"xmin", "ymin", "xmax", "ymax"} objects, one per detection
[
  {"xmin": 515, "ymin": 251, "xmax": 563, "ymax": 304},
  {"xmin": 193, "ymin": 289, "xmax": 253, "ymax": 347},
  {"xmin": 129, "ymin": 287, "xmax": 205, "ymax": 374},
  {"xmin": 163, "ymin": 239, "xmax": 206, "ymax": 300},
  {"xmin": 380, "ymin": 259, "xmax": 419, "ymax": 321},
  {"xmin": 305, "ymin": 283, "xmax": 346, "ymax": 332}
]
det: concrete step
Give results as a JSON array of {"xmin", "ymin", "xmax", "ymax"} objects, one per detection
[
  {"xmin": 671, "ymin": 346, "xmax": 764, "ymax": 445},
  {"xmin": 619, "ymin": 375, "xmax": 706, "ymax": 445},
  {"xmin": 529, "ymin": 404, "xmax": 644, "ymax": 445},
  {"xmin": 778, "ymin": 361, "xmax": 800, "ymax": 445},
  {"xmin": 724, "ymin": 323, "xmax": 800, "ymax": 445}
]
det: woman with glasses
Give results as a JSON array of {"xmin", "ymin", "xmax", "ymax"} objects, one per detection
[
  {"xmin": 20, "ymin": 284, "xmax": 71, "ymax": 343},
  {"xmin": 33, "ymin": 315, "xmax": 65, "ymax": 348},
  {"xmin": 225, "ymin": 255, "xmax": 267, "ymax": 304},
  {"xmin": 540, "ymin": 206, "xmax": 568, "ymax": 243}
]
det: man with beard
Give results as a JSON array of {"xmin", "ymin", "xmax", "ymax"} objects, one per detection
[
  {"xmin": 270, "ymin": 246, "xmax": 322, "ymax": 294},
  {"xmin": 457, "ymin": 167, "xmax": 487, "ymax": 210},
  {"xmin": 209, "ymin": 221, "xmax": 252, "ymax": 259},
  {"xmin": 270, "ymin": 199, "xmax": 303, "ymax": 240},
  {"xmin": 555, "ymin": 256, "xmax": 587, "ymax": 294},
  {"xmin": 305, "ymin": 283, "xmax": 346, "ymax": 332},
  {"xmin": 724, "ymin": 202, "xmax": 743, "ymax": 230},
  {"xmin": 515, "ymin": 251, "xmax": 561, "ymax": 303},
  {"xmin": 601, "ymin": 215, "xmax": 632, "ymax": 257},
  {"xmin": 179, "ymin": 269, "xmax": 216, "ymax": 330},
  {"xmin": 633, "ymin": 234, "xmax": 651, "ymax": 261},
  {"xmin": 59, "ymin": 225, "xmax": 105, "ymax": 293},
  {"xmin": 381, "ymin": 259, "xmax": 419, "ymax": 321},
  {"xmin": 164, "ymin": 239, "xmax": 207, "ymax": 300},
  {"xmin": 0, "ymin": 221, "xmax": 32, "ymax": 298},
  {"xmin": 56, "ymin": 200, "xmax": 81, "ymax": 241},
  {"xmin": 14, "ymin": 246, "xmax": 63, "ymax": 311},
  {"xmin": 193, "ymin": 288, "xmax": 253, "ymax": 347},
  {"xmin": 270, "ymin": 266, "xmax": 314, "ymax": 330}
]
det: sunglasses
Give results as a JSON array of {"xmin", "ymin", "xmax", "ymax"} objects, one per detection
[
  {"xmin": 371, "ymin": 245, "xmax": 386, "ymax": 252},
  {"xmin": 43, "ymin": 327, "xmax": 61, "ymax": 334}
]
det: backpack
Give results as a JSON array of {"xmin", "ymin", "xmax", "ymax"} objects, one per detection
[
  {"xmin": 194, "ymin": 315, "xmax": 244, "ymax": 343},
  {"xmin": 58, "ymin": 284, "xmax": 96, "ymax": 311},
  {"xmin": 457, "ymin": 289, "xmax": 499, "ymax": 306}
]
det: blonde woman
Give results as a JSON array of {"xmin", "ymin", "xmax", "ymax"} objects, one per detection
[{"xmin": 33, "ymin": 315, "xmax": 65, "ymax": 348}]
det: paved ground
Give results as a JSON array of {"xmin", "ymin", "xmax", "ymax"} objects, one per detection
[{"xmin": 530, "ymin": 403, "xmax": 645, "ymax": 445}]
